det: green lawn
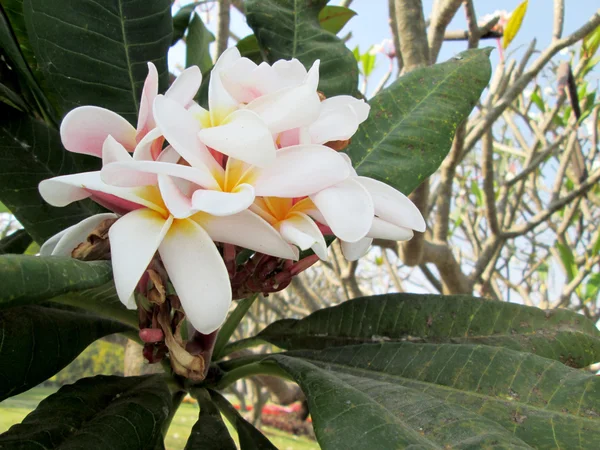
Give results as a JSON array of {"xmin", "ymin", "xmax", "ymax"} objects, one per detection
[{"xmin": 0, "ymin": 386, "xmax": 319, "ymax": 450}]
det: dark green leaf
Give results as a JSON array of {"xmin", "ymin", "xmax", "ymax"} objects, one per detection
[
  {"xmin": 0, "ymin": 81, "xmax": 29, "ymax": 111},
  {"xmin": 172, "ymin": 3, "xmax": 197, "ymax": 45},
  {"xmin": 186, "ymin": 13, "xmax": 215, "ymax": 72},
  {"xmin": 258, "ymin": 293, "xmax": 600, "ymax": 368},
  {"xmin": 267, "ymin": 353, "xmax": 531, "ymax": 449},
  {"xmin": 0, "ymin": 254, "xmax": 112, "ymax": 309},
  {"xmin": 0, "ymin": 112, "xmax": 102, "ymax": 243},
  {"xmin": 0, "ymin": 229, "xmax": 33, "ymax": 255},
  {"xmin": 318, "ymin": 5, "xmax": 356, "ymax": 35},
  {"xmin": 346, "ymin": 49, "xmax": 492, "ymax": 194},
  {"xmin": 24, "ymin": 0, "xmax": 173, "ymax": 124},
  {"xmin": 185, "ymin": 389, "xmax": 236, "ymax": 450},
  {"xmin": 237, "ymin": 34, "xmax": 263, "ymax": 64},
  {"xmin": 0, "ymin": 306, "xmax": 128, "ymax": 401},
  {"xmin": 0, "ymin": 374, "xmax": 172, "ymax": 448},
  {"xmin": 210, "ymin": 390, "xmax": 277, "ymax": 450},
  {"xmin": 274, "ymin": 341, "xmax": 600, "ymax": 449},
  {"xmin": 246, "ymin": 0, "xmax": 358, "ymax": 96}
]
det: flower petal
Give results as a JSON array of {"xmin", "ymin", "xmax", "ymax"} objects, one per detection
[
  {"xmin": 279, "ymin": 212, "xmax": 328, "ymax": 260},
  {"xmin": 210, "ymin": 47, "xmax": 241, "ymax": 125},
  {"xmin": 253, "ymin": 145, "xmax": 350, "ymax": 197},
  {"xmin": 165, "ymin": 65, "xmax": 202, "ymax": 107},
  {"xmin": 158, "ymin": 174, "xmax": 194, "ymax": 219},
  {"xmin": 43, "ymin": 213, "xmax": 118, "ymax": 256},
  {"xmin": 193, "ymin": 209, "xmax": 297, "ymax": 259},
  {"xmin": 309, "ymin": 100, "xmax": 360, "ymax": 144},
  {"xmin": 136, "ymin": 62, "xmax": 159, "ymax": 141},
  {"xmin": 153, "ymin": 95, "xmax": 221, "ymax": 173},
  {"xmin": 357, "ymin": 177, "xmax": 426, "ymax": 232},
  {"xmin": 191, "ymin": 183, "xmax": 255, "ymax": 216},
  {"xmin": 273, "ymin": 58, "xmax": 307, "ymax": 89},
  {"xmin": 159, "ymin": 219, "xmax": 231, "ymax": 334},
  {"xmin": 197, "ymin": 109, "xmax": 276, "ymax": 167},
  {"xmin": 341, "ymin": 237, "xmax": 373, "ymax": 261},
  {"xmin": 61, "ymin": 106, "xmax": 137, "ymax": 157},
  {"xmin": 246, "ymin": 83, "xmax": 321, "ymax": 134},
  {"xmin": 102, "ymin": 135, "xmax": 133, "ymax": 165},
  {"xmin": 132, "ymin": 127, "xmax": 163, "ymax": 161},
  {"xmin": 109, "ymin": 209, "xmax": 173, "ymax": 309},
  {"xmin": 367, "ymin": 217, "xmax": 414, "ymax": 241}
]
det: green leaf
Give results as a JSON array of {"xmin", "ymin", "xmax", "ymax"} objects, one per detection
[
  {"xmin": 581, "ymin": 24, "xmax": 600, "ymax": 58},
  {"xmin": 237, "ymin": 34, "xmax": 263, "ymax": 64},
  {"xmin": 470, "ymin": 180, "xmax": 483, "ymax": 206},
  {"xmin": 267, "ymin": 353, "xmax": 531, "ymax": 449},
  {"xmin": 213, "ymin": 295, "xmax": 258, "ymax": 360},
  {"xmin": 0, "ymin": 81, "xmax": 29, "ymax": 111},
  {"xmin": 172, "ymin": 3, "xmax": 197, "ymax": 45},
  {"xmin": 0, "ymin": 229, "xmax": 33, "ymax": 255},
  {"xmin": 186, "ymin": 13, "xmax": 215, "ymax": 72},
  {"xmin": 0, "ymin": 112, "xmax": 102, "ymax": 243},
  {"xmin": 502, "ymin": 0, "xmax": 528, "ymax": 49},
  {"xmin": 317, "ymin": 5, "xmax": 356, "ymax": 35},
  {"xmin": 360, "ymin": 50, "xmax": 376, "ymax": 77},
  {"xmin": 0, "ymin": 254, "xmax": 112, "ymax": 309},
  {"xmin": 257, "ymin": 293, "xmax": 600, "ymax": 368},
  {"xmin": 246, "ymin": 0, "xmax": 358, "ymax": 97},
  {"xmin": 0, "ymin": 306, "xmax": 128, "ymax": 401},
  {"xmin": 556, "ymin": 242, "xmax": 577, "ymax": 282},
  {"xmin": 530, "ymin": 88, "xmax": 545, "ymax": 112},
  {"xmin": 210, "ymin": 390, "xmax": 278, "ymax": 450},
  {"xmin": 584, "ymin": 273, "xmax": 600, "ymax": 301},
  {"xmin": 346, "ymin": 48, "xmax": 492, "ymax": 195},
  {"xmin": 0, "ymin": 374, "xmax": 173, "ymax": 448},
  {"xmin": 185, "ymin": 389, "xmax": 237, "ymax": 449},
  {"xmin": 23, "ymin": 0, "xmax": 173, "ymax": 124}
]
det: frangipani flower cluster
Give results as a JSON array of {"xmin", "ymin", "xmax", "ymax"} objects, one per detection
[{"xmin": 39, "ymin": 48, "xmax": 425, "ymax": 337}]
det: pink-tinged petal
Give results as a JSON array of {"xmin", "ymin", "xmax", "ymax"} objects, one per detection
[
  {"xmin": 158, "ymin": 174, "xmax": 194, "ymax": 219},
  {"xmin": 309, "ymin": 177, "xmax": 373, "ymax": 243},
  {"xmin": 220, "ymin": 57, "xmax": 262, "ymax": 103},
  {"xmin": 165, "ymin": 65, "xmax": 202, "ymax": 107},
  {"xmin": 246, "ymin": 83, "xmax": 321, "ymax": 134},
  {"xmin": 272, "ymin": 59, "xmax": 307, "ymax": 89},
  {"xmin": 159, "ymin": 219, "xmax": 231, "ymax": 334},
  {"xmin": 197, "ymin": 109, "xmax": 276, "ymax": 167},
  {"xmin": 110, "ymin": 209, "xmax": 173, "ymax": 309},
  {"xmin": 136, "ymin": 62, "xmax": 159, "ymax": 141},
  {"xmin": 210, "ymin": 47, "xmax": 241, "ymax": 125},
  {"xmin": 102, "ymin": 135, "xmax": 133, "ymax": 166},
  {"xmin": 341, "ymin": 237, "xmax": 373, "ymax": 261},
  {"xmin": 61, "ymin": 106, "xmax": 137, "ymax": 157},
  {"xmin": 43, "ymin": 213, "xmax": 118, "ymax": 256},
  {"xmin": 90, "ymin": 192, "xmax": 145, "ymax": 215},
  {"xmin": 191, "ymin": 183, "xmax": 254, "ymax": 216},
  {"xmin": 279, "ymin": 212, "xmax": 328, "ymax": 260},
  {"xmin": 132, "ymin": 127, "xmax": 163, "ymax": 161},
  {"xmin": 153, "ymin": 95, "xmax": 221, "ymax": 173},
  {"xmin": 193, "ymin": 209, "xmax": 297, "ymax": 259},
  {"xmin": 357, "ymin": 177, "xmax": 426, "ymax": 232},
  {"xmin": 367, "ymin": 217, "xmax": 414, "ymax": 241},
  {"xmin": 253, "ymin": 145, "xmax": 350, "ymax": 197}
]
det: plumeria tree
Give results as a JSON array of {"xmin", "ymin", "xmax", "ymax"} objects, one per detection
[{"xmin": 1, "ymin": 0, "xmax": 600, "ymax": 449}]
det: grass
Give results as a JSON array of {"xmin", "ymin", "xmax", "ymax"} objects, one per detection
[{"xmin": 0, "ymin": 386, "xmax": 319, "ymax": 450}]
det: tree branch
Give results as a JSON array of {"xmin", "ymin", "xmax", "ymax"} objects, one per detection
[
  {"xmin": 216, "ymin": 0, "xmax": 231, "ymax": 57},
  {"xmin": 428, "ymin": 0, "xmax": 463, "ymax": 63}
]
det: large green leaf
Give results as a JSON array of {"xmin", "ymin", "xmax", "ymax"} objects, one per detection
[
  {"xmin": 0, "ymin": 255, "xmax": 112, "ymax": 309},
  {"xmin": 0, "ymin": 112, "xmax": 101, "ymax": 243},
  {"xmin": 269, "ymin": 342, "xmax": 600, "ymax": 449},
  {"xmin": 0, "ymin": 306, "xmax": 129, "ymax": 401},
  {"xmin": 0, "ymin": 229, "xmax": 32, "ymax": 255},
  {"xmin": 246, "ymin": 0, "xmax": 358, "ymax": 97},
  {"xmin": 209, "ymin": 390, "xmax": 278, "ymax": 450},
  {"xmin": 318, "ymin": 5, "xmax": 355, "ymax": 35},
  {"xmin": 186, "ymin": 13, "xmax": 214, "ymax": 72},
  {"xmin": 0, "ymin": 374, "xmax": 173, "ymax": 448},
  {"xmin": 258, "ymin": 293, "xmax": 600, "ymax": 368},
  {"xmin": 185, "ymin": 389, "xmax": 237, "ymax": 449},
  {"xmin": 346, "ymin": 48, "xmax": 492, "ymax": 194},
  {"xmin": 267, "ymin": 353, "xmax": 530, "ymax": 449},
  {"xmin": 23, "ymin": 0, "xmax": 172, "ymax": 124}
]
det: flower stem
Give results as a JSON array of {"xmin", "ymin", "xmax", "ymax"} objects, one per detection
[
  {"xmin": 212, "ymin": 294, "xmax": 258, "ymax": 360},
  {"xmin": 218, "ymin": 336, "xmax": 267, "ymax": 359},
  {"xmin": 214, "ymin": 360, "xmax": 291, "ymax": 390}
]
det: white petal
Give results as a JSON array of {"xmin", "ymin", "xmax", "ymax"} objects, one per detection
[
  {"xmin": 357, "ymin": 177, "xmax": 426, "ymax": 232},
  {"xmin": 341, "ymin": 237, "xmax": 373, "ymax": 261},
  {"xmin": 253, "ymin": 145, "xmax": 350, "ymax": 197},
  {"xmin": 61, "ymin": 106, "xmax": 137, "ymax": 157},
  {"xmin": 102, "ymin": 135, "xmax": 133, "ymax": 165},
  {"xmin": 246, "ymin": 83, "xmax": 321, "ymax": 134},
  {"xmin": 109, "ymin": 209, "xmax": 173, "ymax": 309},
  {"xmin": 305, "ymin": 60, "xmax": 320, "ymax": 91},
  {"xmin": 165, "ymin": 65, "xmax": 202, "ymax": 107},
  {"xmin": 367, "ymin": 217, "xmax": 414, "ymax": 241},
  {"xmin": 158, "ymin": 174, "xmax": 194, "ymax": 219},
  {"xmin": 310, "ymin": 177, "xmax": 373, "ymax": 243},
  {"xmin": 279, "ymin": 212, "xmax": 328, "ymax": 260},
  {"xmin": 193, "ymin": 209, "xmax": 297, "ymax": 259},
  {"xmin": 191, "ymin": 183, "xmax": 255, "ymax": 216},
  {"xmin": 272, "ymin": 59, "xmax": 307, "ymax": 89},
  {"xmin": 210, "ymin": 47, "xmax": 241, "ymax": 125},
  {"xmin": 45, "ymin": 213, "xmax": 118, "ymax": 256},
  {"xmin": 159, "ymin": 219, "xmax": 231, "ymax": 334},
  {"xmin": 197, "ymin": 109, "xmax": 276, "ymax": 167},
  {"xmin": 220, "ymin": 57, "xmax": 262, "ymax": 103},
  {"xmin": 323, "ymin": 96, "xmax": 370, "ymax": 123},
  {"xmin": 309, "ymin": 101, "xmax": 359, "ymax": 144},
  {"xmin": 132, "ymin": 127, "xmax": 163, "ymax": 161},
  {"xmin": 153, "ymin": 95, "xmax": 221, "ymax": 173},
  {"xmin": 136, "ymin": 62, "xmax": 159, "ymax": 139}
]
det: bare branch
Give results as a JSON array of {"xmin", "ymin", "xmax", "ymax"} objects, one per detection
[
  {"xmin": 553, "ymin": 0, "xmax": 565, "ymax": 41},
  {"xmin": 482, "ymin": 129, "xmax": 500, "ymax": 235},
  {"xmin": 394, "ymin": 0, "xmax": 430, "ymax": 72},
  {"xmin": 216, "ymin": 0, "xmax": 231, "ymax": 57},
  {"xmin": 428, "ymin": 0, "xmax": 463, "ymax": 63}
]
